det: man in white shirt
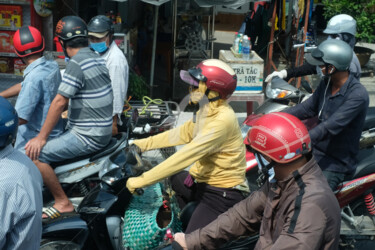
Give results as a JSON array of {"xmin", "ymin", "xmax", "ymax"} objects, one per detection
[{"xmin": 88, "ymin": 15, "xmax": 129, "ymax": 135}]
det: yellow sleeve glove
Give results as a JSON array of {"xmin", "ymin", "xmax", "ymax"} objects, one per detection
[
  {"xmin": 132, "ymin": 119, "xmax": 195, "ymax": 152},
  {"xmin": 126, "ymin": 118, "xmax": 227, "ymax": 193}
]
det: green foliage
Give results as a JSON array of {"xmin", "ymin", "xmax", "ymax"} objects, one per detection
[
  {"xmin": 322, "ymin": 0, "xmax": 375, "ymax": 42},
  {"xmin": 128, "ymin": 71, "xmax": 149, "ymax": 100}
]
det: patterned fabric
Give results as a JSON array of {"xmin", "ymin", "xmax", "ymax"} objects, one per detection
[
  {"xmin": 122, "ymin": 183, "xmax": 181, "ymax": 250},
  {"xmin": 58, "ymin": 47, "xmax": 113, "ymax": 150},
  {"xmin": 14, "ymin": 56, "xmax": 63, "ymax": 150},
  {"xmin": 0, "ymin": 145, "xmax": 43, "ymax": 250}
]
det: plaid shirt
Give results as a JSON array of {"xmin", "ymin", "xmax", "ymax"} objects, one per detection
[{"xmin": 0, "ymin": 145, "xmax": 43, "ymax": 250}]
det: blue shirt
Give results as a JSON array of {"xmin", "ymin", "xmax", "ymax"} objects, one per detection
[
  {"xmin": 0, "ymin": 145, "xmax": 43, "ymax": 250},
  {"xmin": 14, "ymin": 56, "xmax": 64, "ymax": 150},
  {"xmin": 285, "ymin": 73, "xmax": 369, "ymax": 174}
]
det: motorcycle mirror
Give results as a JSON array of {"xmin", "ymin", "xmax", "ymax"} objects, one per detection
[{"xmin": 301, "ymin": 80, "xmax": 313, "ymax": 94}]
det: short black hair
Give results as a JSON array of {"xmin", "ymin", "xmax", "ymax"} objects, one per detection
[{"xmin": 65, "ymin": 37, "xmax": 88, "ymax": 48}]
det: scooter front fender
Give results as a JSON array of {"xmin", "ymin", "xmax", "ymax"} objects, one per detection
[{"xmin": 42, "ymin": 215, "xmax": 89, "ymax": 245}]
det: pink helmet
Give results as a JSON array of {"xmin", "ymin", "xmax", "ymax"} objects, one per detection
[
  {"xmin": 180, "ymin": 59, "xmax": 237, "ymax": 99},
  {"xmin": 247, "ymin": 112, "xmax": 311, "ymax": 163}
]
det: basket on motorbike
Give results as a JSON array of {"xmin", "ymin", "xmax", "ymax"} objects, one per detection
[{"xmin": 119, "ymin": 98, "xmax": 180, "ymax": 139}]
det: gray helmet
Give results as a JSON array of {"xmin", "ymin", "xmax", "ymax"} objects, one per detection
[
  {"xmin": 305, "ymin": 39, "xmax": 353, "ymax": 71},
  {"xmin": 88, "ymin": 15, "xmax": 113, "ymax": 38},
  {"xmin": 324, "ymin": 14, "xmax": 356, "ymax": 36}
]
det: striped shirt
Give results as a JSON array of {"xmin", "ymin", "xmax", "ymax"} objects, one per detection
[
  {"xmin": 0, "ymin": 145, "xmax": 43, "ymax": 250},
  {"xmin": 58, "ymin": 47, "xmax": 113, "ymax": 150}
]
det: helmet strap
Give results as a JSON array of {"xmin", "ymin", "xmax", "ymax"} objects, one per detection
[
  {"xmin": 255, "ymin": 152, "xmax": 275, "ymax": 187},
  {"xmin": 205, "ymin": 89, "xmax": 221, "ymax": 102},
  {"xmin": 301, "ymin": 143, "xmax": 309, "ymax": 155},
  {"xmin": 59, "ymin": 39, "xmax": 70, "ymax": 59}
]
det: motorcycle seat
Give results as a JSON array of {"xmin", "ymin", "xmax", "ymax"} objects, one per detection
[
  {"xmin": 351, "ymin": 147, "xmax": 375, "ymax": 180},
  {"xmin": 50, "ymin": 133, "xmax": 126, "ymax": 168},
  {"xmin": 363, "ymin": 107, "xmax": 375, "ymax": 131}
]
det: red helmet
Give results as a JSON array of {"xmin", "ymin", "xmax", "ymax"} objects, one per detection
[
  {"xmin": 13, "ymin": 26, "xmax": 45, "ymax": 57},
  {"xmin": 247, "ymin": 112, "xmax": 311, "ymax": 163},
  {"xmin": 185, "ymin": 59, "xmax": 237, "ymax": 99}
]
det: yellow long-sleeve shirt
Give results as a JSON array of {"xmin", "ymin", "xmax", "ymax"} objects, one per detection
[{"xmin": 126, "ymin": 101, "xmax": 247, "ymax": 192}]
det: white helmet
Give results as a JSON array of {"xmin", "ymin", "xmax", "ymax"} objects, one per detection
[{"xmin": 324, "ymin": 14, "xmax": 356, "ymax": 36}]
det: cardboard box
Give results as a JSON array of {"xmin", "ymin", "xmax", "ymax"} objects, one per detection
[
  {"xmin": 14, "ymin": 58, "xmax": 26, "ymax": 76},
  {"xmin": 219, "ymin": 50, "xmax": 264, "ymax": 93},
  {"xmin": 0, "ymin": 31, "xmax": 15, "ymax": 53},
  {"xmin": 0, "ymin": 57, "xmax": 13, "ymax": 73},
  {"xmin": 0, "ymin": 5, "xmax": 22, "ymax": 28}
]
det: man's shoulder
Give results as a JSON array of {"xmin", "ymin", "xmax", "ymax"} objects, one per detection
[
  {"xmin": 348, "ymin": 77, "xmax": 369, "ymax": 99},
  {"xmin": 107, "ymin": 43, "xmax": 127, "ymax": 62},
  {"xmin": 0, "ymin": 148, "xmax": 38, "ymax": 184},
  {"xmin": 26, "ymin": 58, "xmax": 60, "ymax": 78},
  {"xmin": 72, "ymin": 47, "xmax": 101, "ymax": 63}
]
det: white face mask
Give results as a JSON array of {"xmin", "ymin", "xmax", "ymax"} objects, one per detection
[
  {"xmin": 316, "ymin": 66, "xmax": 324, "ymax": 78},
  {"xmin": 255, "ymin": 153, "xmax": 276, "ymax": 182}
]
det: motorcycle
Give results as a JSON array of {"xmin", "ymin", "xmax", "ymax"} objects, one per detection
[
  {"xmin": 40, "ymin": 110, "xmax": 144, "ymax": 250},
  {"xmin": 43, "ymin": 132, "xmax": 129, "ymax": 210}
]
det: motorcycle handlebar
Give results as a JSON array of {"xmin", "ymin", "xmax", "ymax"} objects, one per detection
[{"xmin": 135, "ymin": 188, "xmax": 144, "ymax": 195}]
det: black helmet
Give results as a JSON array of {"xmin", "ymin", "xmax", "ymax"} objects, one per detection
[
  {"xmin": 55, "ymin": 16, "xmax": 88, "ymax": 41},
  {"xmin": 0, "ymin": 97, "xmax": 18, "ymax": 149},
  {"xmin": 88, "ymin": 15, "xmax": 113, "ymax": 38}
]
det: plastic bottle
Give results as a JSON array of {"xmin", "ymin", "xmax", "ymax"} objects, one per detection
[
  {"xmin": 238, "ymin": 33, "xmax": 243, "ymax": 54},
  {"xmin": 116, "ymin": 13, "xmax": 122, "ymax": 24},
  {"xmin": 232, "ymin": 32, "xmax": 238, "ymax": 50},
  {"xmin": 233, "ymin": 36, "xmax": 240, "ymax": 54},
  {"xmin": 242, "ymin": 35, "xmax": 250, "ymax": 60}
]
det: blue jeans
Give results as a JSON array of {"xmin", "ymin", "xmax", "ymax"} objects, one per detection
[
  {"xmin": 322, "ymin": 170, "xmax": 349, "ymax": 191},
  {"xmin": 38, "ymin": 130, "xmax": 96, "ymax": 164}
]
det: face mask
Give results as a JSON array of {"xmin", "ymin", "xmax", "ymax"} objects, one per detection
[
  {"xmin": 189, "ymin": 81, "xmax": 206, "ymax": 105},
  {"xmin": 90, "ymin": 42, "xmax": 108, "ymax": 53},
  {"xmin": 316, "ymin": 66, "xmax": 324, "ymax": 79},
  {"xmin": 255, "ymin": 153, "xmax": 276, "ymax": 183}
]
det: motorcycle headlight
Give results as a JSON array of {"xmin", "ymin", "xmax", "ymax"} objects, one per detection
[
  {"xmin": 266, "ymin": 83, "xmax": 293, "ymax": 99},
  {"xmin": 101, "ymin": 167, "xmax": 122, "ymax": 186}
]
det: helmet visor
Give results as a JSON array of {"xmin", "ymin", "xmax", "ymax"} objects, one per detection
[
  {"xmin": 188, "ymin": 67, "xmax": 207, "ymax": 82},
  {"xmin": 305, "ymin": 48, "xmax": 325, "ymax": 67},
  {"xmin": 180, "ymin": 70, "xmax": 199, "ymax": 87},
  {"xmin": 88, "ymin": 31, "xmax": 109, "ymax": 39}
]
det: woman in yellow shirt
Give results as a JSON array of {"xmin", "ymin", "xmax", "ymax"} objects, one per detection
[{"xmin": 126, "ymin": 59, "xmax": 248, "ymax": 233}]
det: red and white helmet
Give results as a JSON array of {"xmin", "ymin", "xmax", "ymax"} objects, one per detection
[
  {"xmin": 13, "ymin": 26, "xmax": 45, "ymax": 57},
  {"xmin": 180, "ymin": 59, "xmax": 237, "ymax": 99},
  {"xmin": 247, "ymin": 112, "xmax": 311, "ymax": 163}
]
